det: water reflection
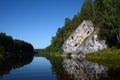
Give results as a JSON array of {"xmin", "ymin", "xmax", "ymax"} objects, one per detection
[
  {"xmin": 44, "ymin": 56, "xmax": 73, "ymax": 80},
  {"xmin": 63, "ymin": 58, "xmax": 108, "ymax": 80},
  {"xmin": 0, "ymin": 55, "xmax": 33, "ymax": 76},
  {"xmin": 1, "ymin": 54, "xmax": 120, "ymax": 80}
]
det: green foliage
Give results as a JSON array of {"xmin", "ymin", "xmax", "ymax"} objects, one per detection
[
  {"xmin": 95, "ymin": 0, "xmax": 120, "ymax": 47},
  {"xmin": 86, "ymin": 48, "xmax": 120, "ymax": 68},
  {"xmin": 13, "ymin": 39, "xmax": 33, "ymax": 53},
  {"xmin": 80, "ymin": 0, "xmax": 94, "ymax": 21},
  {"xmin": 103, "ymin": 0, "xmax": 120, "ymax": 47},
  {"xmin": 86, "ymin": 48, "xmax": 120, "ymax": 59},
  {"xmin": 0, "ymin": 32, "xmax": 13, "ymax": 52},
  {"xmin": 0, "ymin": 32, "xmax": 34, "ymax": 58}
]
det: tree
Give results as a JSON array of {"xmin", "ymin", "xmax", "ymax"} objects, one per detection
[
  {"xmin": 102, "ymin": 0, "xmax": 120, "ymax": 47},
  {"xmin": 80, "ymin": 0, "xmax": 93, "ymax": 21},
  {"xmin": 0, "ymin": 32, "xmax": 34, "ymax": 57}
]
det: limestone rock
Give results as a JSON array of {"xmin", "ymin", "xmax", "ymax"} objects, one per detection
[
  {"xmin": 62, "ymin": 20, "xmax": 107, "ymax": 55},
  {"xmin": 80, "ymin": 34, "xmax": 107, "ymax": 54}
]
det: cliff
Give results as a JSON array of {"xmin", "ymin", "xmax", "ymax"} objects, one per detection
[{"xmin": 62, "ymin": 20, "xmax": 107, "ymax": 57}]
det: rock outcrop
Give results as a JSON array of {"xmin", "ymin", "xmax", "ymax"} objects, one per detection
[{"xmin": 62, "ymin": 20, "xmax": 107, "ymax": 57}]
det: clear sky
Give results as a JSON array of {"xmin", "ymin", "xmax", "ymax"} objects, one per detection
[{"xmin": 0, "ymin": 0, "xmax": 84, "ymax": 49}]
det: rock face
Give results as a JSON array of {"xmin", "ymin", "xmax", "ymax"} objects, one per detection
[
  {"xmin": 62, "ymin": 20, "xmax": 107, "ymax": 56},
  {"xmin": 79, "ymin": 34, "xmax": 107, "ymax": 54}
]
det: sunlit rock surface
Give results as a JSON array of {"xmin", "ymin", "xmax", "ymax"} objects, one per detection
[
  {"xmin": 62, "ymin": 20, "xmax": 107, "ymax": 56},
  {"xmin": 62, "ymin": 58, "xmax": 108, "ymax": 80}
]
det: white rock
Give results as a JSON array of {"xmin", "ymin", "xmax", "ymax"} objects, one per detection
[{"xmin": 62, "ymin": 20, "xmax": 107, "ymax": 56}]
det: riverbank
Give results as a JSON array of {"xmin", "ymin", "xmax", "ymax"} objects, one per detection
[
  {"xmin": 86, "ymin": 48, "xmax": 120, "ymax": 59},
  {"xmin": 38, "ymin": 51, "xmax": 62, "ymax": 57},
  {"xmin": 39, "ymin": 47, "xmax": 120, "ymax": 59},
  {"xmin": 86, "ymin": 48, "xmax": 120, "ymax": 68}
]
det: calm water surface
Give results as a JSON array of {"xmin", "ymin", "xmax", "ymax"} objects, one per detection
[
  {"xmin": 0, "ymin": 56, "xmax": 120, "ymax": 80},
  {"xmin": 0, "ymin": 57, "xmax": 56, "ymax": 80}
]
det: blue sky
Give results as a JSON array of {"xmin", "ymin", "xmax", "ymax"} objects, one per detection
[{"xmin": 0, "ymin": 0, "xmax": 84, "ymax": 49}]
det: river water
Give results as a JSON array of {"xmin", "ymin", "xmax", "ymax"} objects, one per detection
[{"xmin": 0, "ymin": 56, "xmax": 120, "ymax": 80}]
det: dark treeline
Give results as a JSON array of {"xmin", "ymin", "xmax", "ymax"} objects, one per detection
[
  {"xmin": 45, "ymin": 0, "xmax": 120, "ymax": 53},
  {"xmin": 0, "ymin": 32, "xmax": 34, "ymax": 60}
]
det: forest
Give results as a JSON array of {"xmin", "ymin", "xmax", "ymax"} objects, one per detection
[
  {"xmin": 45, "ymin": 0, "xmax": 120, "ymax": 54},
  {"xmin": 0, "ymin": 32, "xmax": 34, "ymax": 60}
]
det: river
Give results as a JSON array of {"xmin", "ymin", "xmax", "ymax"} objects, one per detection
[{"xmin": 0, "ymin": 56, "xmax": 120, "ymax": 80}]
